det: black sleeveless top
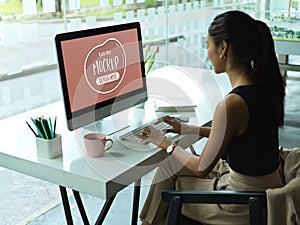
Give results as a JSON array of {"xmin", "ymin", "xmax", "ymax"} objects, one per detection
[{"xmin": 225, "ymin": 85, "xmax": 279, "ymax": 176}]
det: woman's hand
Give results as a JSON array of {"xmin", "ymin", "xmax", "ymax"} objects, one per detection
[
  {"xmin": 139, "ymin": 126, "xmax": 172, "ymax": 149},
  {"xmin": 157, "ymin": 116, "xmax": 189, "ymax": 135}
]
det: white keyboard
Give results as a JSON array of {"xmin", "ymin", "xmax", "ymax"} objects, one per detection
[{"xmin": 119, "ymin": 120, "xmax": 173, "ymax": 145}]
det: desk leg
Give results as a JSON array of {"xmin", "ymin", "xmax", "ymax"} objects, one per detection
[
  {"xmin": 73, "ymin": 190, "xmax": 90, "ymax": 225},
  {"xmin": 59, "ymin": 186, "xmax": 74, "ymax": 225},
  {"xmin": 59, "ymin": 181, "xmax": 141, "ymax": 225},
  {"xmin": 132, "ymin": 178, "xmax": 141, "ymax": 225},
  {"xmin": 95, "ymin": 194, "xmax": 116, "ymax": 225}
]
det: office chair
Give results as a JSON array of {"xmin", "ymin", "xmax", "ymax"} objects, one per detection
[
  {"xmin": 161, "ymin": 189, "xmax": 267, "ymax": 225},
  {"xmin": 162, "ymin": 147, "xmax": 300, "ymax": 225},
  {"xmin": 161, "ymin": 146, "xmax": 267, "ymax": 225}
]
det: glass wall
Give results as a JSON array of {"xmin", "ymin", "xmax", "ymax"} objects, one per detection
[{"xmin": 0, "ymin": 0, "xmax": 299, "ymax": 119}]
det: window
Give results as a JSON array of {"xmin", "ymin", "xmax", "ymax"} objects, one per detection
[{"xmin": 0, "ymin": 0, "xmax": 299, "ymax": 119}]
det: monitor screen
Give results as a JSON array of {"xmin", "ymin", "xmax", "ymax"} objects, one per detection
[{"xmin": 55, "ymin": 22, "xmax": 147, "ymax": 131}]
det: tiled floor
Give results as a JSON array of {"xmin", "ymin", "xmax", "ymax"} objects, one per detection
[
  {"xmin": 1, "ymin": 71, "xmax": 300, "ymax": 225},
  {"xmin": 0, "ymin": 163, "xmax": 155, "ymax": 225}
]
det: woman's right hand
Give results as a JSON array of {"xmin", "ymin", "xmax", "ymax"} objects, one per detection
[{"xmin": 157, "ymin": 115, "xmax": 190, "ymax": 135}]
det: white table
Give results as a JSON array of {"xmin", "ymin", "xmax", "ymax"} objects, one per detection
[{"xmin": 0, "ymin": 66, "xmax": 231, "ymax": 224}]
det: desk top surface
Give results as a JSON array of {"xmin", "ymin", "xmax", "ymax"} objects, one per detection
[{"xmin": 0, "ymin": 66, "xmax": 231, "ymax": 199}]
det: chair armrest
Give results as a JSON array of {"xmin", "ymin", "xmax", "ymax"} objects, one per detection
[{"xmin": 162, "ymin": 190, "xmax": 266, "ymax": 205}]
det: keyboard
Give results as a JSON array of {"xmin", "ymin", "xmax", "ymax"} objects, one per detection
[{"xmin": 119, "ymin": 119, "xmax": 174, "ymax": 145}]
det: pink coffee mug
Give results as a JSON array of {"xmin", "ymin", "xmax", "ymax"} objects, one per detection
[{"xmin": 84, "ymin": 133, "xmax": 113, "ymax": 157}]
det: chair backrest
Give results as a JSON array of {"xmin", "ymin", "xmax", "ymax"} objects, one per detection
[{"xmin": 162, "ymin": 190, "xmax": 267, "ymax": 225}]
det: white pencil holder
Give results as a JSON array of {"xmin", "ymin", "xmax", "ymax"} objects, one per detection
[{"xmin": 36, "ymin": 134, "xmax": 62, "ymax": 159}]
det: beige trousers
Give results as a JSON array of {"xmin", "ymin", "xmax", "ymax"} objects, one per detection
[{"xmin": 139, "ymin": 156, "xmax": 284, "ymax": 225}]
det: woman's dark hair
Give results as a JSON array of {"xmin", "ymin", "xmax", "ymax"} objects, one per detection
[{"xmin": 208, "ymin": 10, "xmax": 285, "ymax": 127}]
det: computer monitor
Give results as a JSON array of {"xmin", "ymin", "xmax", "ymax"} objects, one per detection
[{"xmin": 55, "ymin": 22, "xmax": 147, "ymax": 132}]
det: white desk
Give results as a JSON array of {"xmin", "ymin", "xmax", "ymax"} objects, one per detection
[{"xmin": 0, "ymin": 66, "xmax": 231, "ymax": 224}]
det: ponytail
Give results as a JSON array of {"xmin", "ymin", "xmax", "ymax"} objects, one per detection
[{"xmin": 253, "ymin": 20, "xmax": 285, "ymax": 127}]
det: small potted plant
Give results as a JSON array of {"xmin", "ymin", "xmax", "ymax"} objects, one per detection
[
  {"xmin": 136, "ymin": 44, "xmax": 160, "ymax": 108},
  {"xmin": 144, "ymin": 44, "xmax": 159, "ymax": 76}
]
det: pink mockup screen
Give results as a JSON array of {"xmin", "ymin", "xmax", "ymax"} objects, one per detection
[{"xmin": 60, "ymin": 28, "xmax": 143, "ymax": 113}]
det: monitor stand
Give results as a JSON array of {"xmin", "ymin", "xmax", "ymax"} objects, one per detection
[{"xmin": 83, "ymin": 111, "xmax": 131, "ymax": 136}]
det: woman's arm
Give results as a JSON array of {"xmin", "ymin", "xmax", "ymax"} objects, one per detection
[
  {"xmin": 141, "ymin": 94, "xmax": 248, "ymax": 177},
  {"xmin": 172, "ymin": 94, "xmax": 249, "ymax": 176},
  {"xmin": 188, "ymin": 125, "xmax": 211, "ymax": 138},
  {"xmin": 160, "ymin": 116, "xmax": 211, "ymax": 138}
]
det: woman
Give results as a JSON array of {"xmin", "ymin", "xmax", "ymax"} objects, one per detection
[{"xmin": 139, "ymin": 10, "xmax": 285, "ymax": 225}]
